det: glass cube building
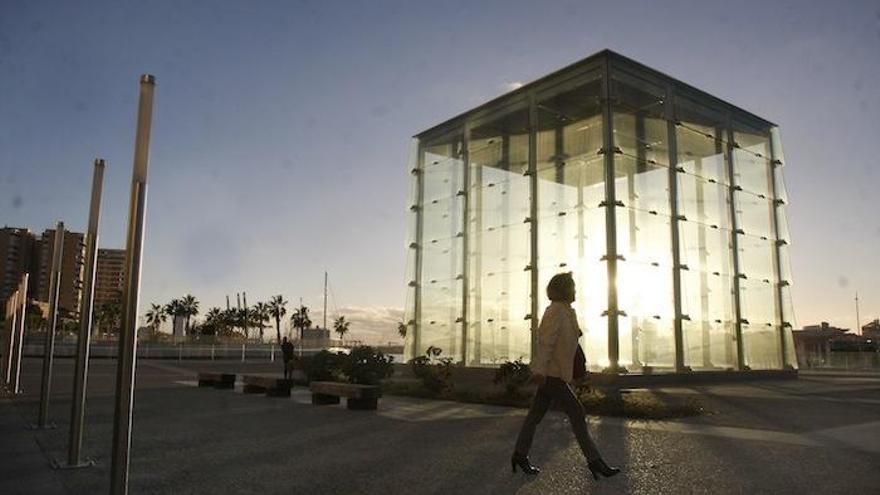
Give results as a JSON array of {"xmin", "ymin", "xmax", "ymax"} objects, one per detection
[{"xmin": 403, "ymin": 50, "xmax": 796, "ymax": 373}]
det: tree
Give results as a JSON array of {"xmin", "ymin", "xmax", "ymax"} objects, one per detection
[
  {"xmin": 145, "ymin": 303, "xmax": 166, "ymax": 335},
  {"xmin": 202, "ymin": 307, "xmax": 224, "ymax": 336},
  {"xmin": 397, "ymin": 321, "xmax": 407, "ymax": 339},
  {"xmin": 95, "ymin": 300, "xmax": 121, "ymax": 335},
  {"xmin": 267, "ymin": 295, "xmax": 288, "ymax": 344},
  {"xmin": 291, "ymin": 305, "xmax": 311, "ymax": 342},
  {"xmin": 252, "ymin": 302, "xmax": 270, "ymax": 342},
  {"xmin": 164, "ymin": 299, "xmax": 184, "ymax": 335},
  {"xmin": 334, "ymin": 315, "xmax": 350, "ymax": 341},
  {"xmin": 181, "ymin": 294, "xmax": 200, "ymax": 335}
]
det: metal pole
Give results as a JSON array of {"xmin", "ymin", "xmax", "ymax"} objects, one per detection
[
  {"xmin": 323, "ymin": 272, "xmax": 328, "ymax": 331},
  {"xmin": 13, "ymin": 275, "xmax": 28, "ymax": 394},
  {"xmin": 110, "ymin": 74, "xmax": 155, "ymax": 495},
  {"xmin": 726, "ymin": 126, "xmax": 747, "ymax": 371},
  {"xmin": 242, "ymin": 292, "xmax": 248, "ymax": 341},
  {"xmin": 3, "ymin": 290, "xmax": 17, "ymax": 385},
  {"xmin": 37, "ymin": 221, "xmax": 65, "ymax": 429},
  {"xmin": 665, "ymin": 84, "xmax": 687, "ymax": 373},
  {"xmin": 241, "ymin": 343, "xmax": 245, "ymax": 362},
  {"xmin": 600, "ymin": 57, "xmax": 622, "ymax": 371},
  {"xmin": 63, "ymin": 159, "xmax": 104, "ymax": 468},
  {"xmin": 527, "ymin": 93, "xmax": 539, "ymax": 362}
]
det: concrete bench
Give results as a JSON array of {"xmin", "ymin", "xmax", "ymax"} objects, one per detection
[
  {"xmin": 242, "ymin": 375, "xmax": 293, "ymax": 397},
  {"xmin": 309, "ymin": 381, "xmax": 382, "ymax": 410},
  {"xmin": 197, "ymin": 372, "xmax": 236, "ymax": 389}
]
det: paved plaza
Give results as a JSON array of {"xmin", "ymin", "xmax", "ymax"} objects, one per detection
[{"xmin": 2, "ymin": 358, "xmax": 879, "ymax": 494}]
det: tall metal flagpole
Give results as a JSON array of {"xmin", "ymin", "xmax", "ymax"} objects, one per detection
[
  {"xmin": 110, "ymin": 75, "xmax": 155, "ymax": 495},
  {"xmin": 36, "ymin": 221, "xmax": 65, "ymax": 429},
  {"xmin": 323, "ymin": 271, "xmax": 328, "ymax": 331},
  {"xmin": 855, "ymin": 292, "xmax": 861, "ymax": 336},
  {"xmin": 59, "ymin": 159, "xmax": 104, "ymax": 469}
]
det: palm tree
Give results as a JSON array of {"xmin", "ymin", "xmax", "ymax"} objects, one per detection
[
  {"xmin": 203, "ymin": 307, "xmax": 224, "ymax": 336},
  {"xmin": 164, "ymin": 299, "xmax": 184, "ymax": 335},
  {"xmin": 397, "ymin": 321, "xmax": 407, "ymax": 339},
  {"xmin": 145, "ymin": 303, "xmax": 166, "ymax": 335},
  {"xmin": 267, "ymin": 295, "xmax": 288, "ymax": 344},
  {"xmin": 95, "ymin": 300, "xmax": 122, "ymax": 335},
  {"xmin": 290, "ymin": 305, "xmax": 311, "ymax": 342},
  {"xmin": 333, "ymin": 315, "xmax": 350, "ymax": 342},
  {"xmin": 181, "ymin": 294, "xmax": 199, "ymax": 335},
  {"xmin": 252, "ymin": 302, "xmax": 270, "ymax": 342}
]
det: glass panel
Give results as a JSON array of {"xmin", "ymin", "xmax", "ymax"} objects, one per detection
[
  {"xmin": 732, "ymin": 128, "xmax": 772, "ymax": 196},
  {"xmin": 739, "ymin": 277, "xmax": 777, "ymax": 326},
  {"xmin": 674, "ymin": 95, "xmax": 738, "ymax": 370},
  {"xmin": 417, "ymin": 134, "xmax": 465, "ymax": 361},
  {"xmin": 741, "ymin": 321, "xmax": 782, "ymax": 370},
  {"xmin": 735, "ymin": 193, "xmax": 774, "ymax": 239},
  {"xmin": 611, "ymin": 73, "xmax": 674, "ymax": 372},
  {"xmin": 467, "ymin": 104, "xmax": 531, "ymax": 365},
  {"xmin": 680, "ymin": 268, "xmax": 737, "ymax": 369},
  {"xmin": 738, "ymin": 234, "xmax": 776, "ymax": 282},
  {"xmin": 535, "ymin": 74, "xmax": 607, "ymax": 370}
]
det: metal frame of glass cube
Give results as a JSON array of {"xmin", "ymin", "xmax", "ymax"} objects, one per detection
[{"xmin": 404, "ymin": 50, "xmax": 795, "ymax": 373}]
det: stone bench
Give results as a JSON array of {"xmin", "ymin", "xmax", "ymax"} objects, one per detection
[
  {"xmin": 197, "ymin": 372, "xmax": 236, "ymax": 389},
  {"xmin": 309, "ymin": 381, "xmax": 382, "ymax": 410},
  {"xmin": 242, "ymin": 375, "xmax": 293, "ymax": 397}
]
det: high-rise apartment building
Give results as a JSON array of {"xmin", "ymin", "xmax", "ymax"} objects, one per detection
[
  {"xmin": 33, "ymin": 228, "xmax": 85, "ymax": 319},
  {"xmin": 94, "ymin": 248, "xmax": 125, "ymax": 309},
  {"xmin": 0, "ymin": 227, "xmax": 36, "ymax": 319}
]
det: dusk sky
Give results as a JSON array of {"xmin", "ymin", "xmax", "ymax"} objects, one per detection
[{"xmin": 1, "ymin": 0, "xmax": 878, "ymax": 342}]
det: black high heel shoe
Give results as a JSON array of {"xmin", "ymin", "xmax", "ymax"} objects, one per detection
[
  {"xmin": 510, "ymin": 453, "xmax": 540, "ymax": 475},
  {"xmin": 587, "ymin": 458, "xmax": 621, "ymax": 480}
]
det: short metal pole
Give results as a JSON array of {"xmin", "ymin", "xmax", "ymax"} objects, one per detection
[
  {"xmin": 178, "ymin": 343, "xmax": 182, "ymax": 362},
  {"xmin": 4, "ymin": 290, "xmax": 17, "ymax": 384},
  {"xmin": 241, "ymin": 343, "xmax": 245, "ymax": 362},
  {"xmin": 270, "ymin": 344, "xmax": 274, "ymax": 363},
  {"xmin": 62, "ymin": 159, "xmax": 104, "ymax": 468},
  {"xmin": 37, "ymin": 221, "xmax": 65, "ymax": 429},
  {"xmin": 13, "ymin": 276, "xmax": 28, "ymax": 394},
  {"xmin": 211, "ymin": 344, "xmax": 215, "ymax": 361},
  {"xmin": 111, "ymin": 74, "xmax": 155, "ymax": 495}
]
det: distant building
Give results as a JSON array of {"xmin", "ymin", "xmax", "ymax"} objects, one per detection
[
  {"xmin": 0, "ymin": 227, "xmax": 36, "ymax": 318},
  {"xmin": 94, "ymin": 248, "xmax": 125, "ymax": 309},
  {"xmin": 863, "ymin": 319, "xmax": 880, "ymax": 340},
  {"xmin": 33, "ymin": 228, "xmax": 85, "ymax": 319}
]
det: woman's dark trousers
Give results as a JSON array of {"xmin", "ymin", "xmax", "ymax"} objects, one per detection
[{"xmin": 514, "ymin": 376, "xmax": 600, "ymax": 461}]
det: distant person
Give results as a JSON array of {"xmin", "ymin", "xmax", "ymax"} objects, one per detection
[
  {"xmin": 511, "ymin": 272, "xmax": 620, "ymax": 481},
  {"xmin": 281, "ymin": 337, "xmax": 295, "ymax": 380}
]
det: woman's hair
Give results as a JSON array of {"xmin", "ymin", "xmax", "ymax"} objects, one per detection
[{"xmin": 546, "ymin": 272, "xmax": 575, "ymax": 302}]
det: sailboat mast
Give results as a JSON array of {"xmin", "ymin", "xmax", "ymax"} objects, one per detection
[{"xmin": 323, "ymin": 271, "xmax": 328, "ymax": 330}]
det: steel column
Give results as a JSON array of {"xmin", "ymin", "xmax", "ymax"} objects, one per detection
[
  {"xmin": 13, "ymin": 275, "xmax": 28, "ymax": 393},
  {"xmin": 37, "ymin": 221, "xmax": 65, "ymax": 428},
  {"xmin": 768, "ymin": 128, "xmax": 790, "ymax": 369},
  {"xmin": 601, "ymin": 59, "xmax": 621, "ymax": 371},
  {"xmin": 60, "ymin": 159, "xmax": 104, "ymax": 468},
  {"xmin": 726, "ymin": 126, "xmax": 747, "ymax": 371},
  {"xmin": 527, "ymin": 94, "xmax": 539, "ymax": 361},
  {"xmin": 665, "ymin": 86, "xmax": 687, "ymax": 372},
  {"xmin": 111, "ymin": 74, "xmax": 155, "ymax": 495}
]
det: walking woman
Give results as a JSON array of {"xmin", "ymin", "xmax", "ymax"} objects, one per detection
[{"xmin": 511, "ymin": 272, "xmax": 620, "ymax": 480}]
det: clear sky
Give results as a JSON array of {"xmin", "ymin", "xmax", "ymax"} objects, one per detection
[{"xmin": 1, "ymin": 0, "xmax": 878, "ymax": 342}]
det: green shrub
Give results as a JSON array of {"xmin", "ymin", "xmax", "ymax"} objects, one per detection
[
  {"xmin": 493, "ymin": 359, "xmax": 532, "ymax": 396},
  {"xmin": 304, "ymin": 350, "xmax": 344, "ymax": 382},
  {"xmin": 409, "ymin": 353, "xmax": 454, "ymax": 394},
  {"xmin": 341, "ymin": 346, "xmax": 394, "ymax": 385}
]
